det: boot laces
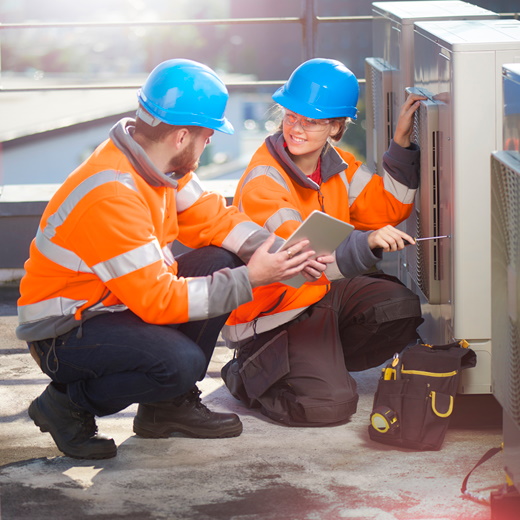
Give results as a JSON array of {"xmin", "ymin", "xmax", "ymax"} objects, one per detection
[
  {"xmin": 185, "ymin": 387, "xmax": 211, "ymax": 415},
  {"xmin": 71, "ymin": 409, "xmax": 98, "ymax": 436}
]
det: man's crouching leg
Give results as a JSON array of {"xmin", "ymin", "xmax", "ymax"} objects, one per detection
[
  {"xmin": 133, "ymin": 245, "xmax": 245, "ymax": 440},
  {"xmin": 28, "ymin": 382, "xmax": 117, "ymax": 460}
]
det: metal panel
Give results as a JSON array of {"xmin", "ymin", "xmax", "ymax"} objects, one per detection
[
  {"xmin": 503, "ymin": 413, "xmax": 520, "ymax": 491},
  {"xmin": 368, "ymin": 3, "xmax": 499, "ymax": 294},
  {"xmin": 365, "ymin": 57, "xmax": 395, "ymax": 175},
  {"xmin": 404, "ymin": 87, "xmax": 442, "ymax": 304},
  {"xmin": 371, "ymin": 1, "xmax": 498, "ymax": 139},
  {"xmin": 409, "ymin": 19, "xmax": 520, "ymax": 394},
  {"xmin": 491, "ymin": 152, "xmax": 520, "ymax": 426},
  {"xmin": 503, "ymin": 63, "xmax": 520, "ymax": 157},
  {"xmin": 491, "ymin": 150, "xmax": 520, "ymax": 490}
]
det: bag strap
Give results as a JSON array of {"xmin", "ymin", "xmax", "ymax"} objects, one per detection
[
  {"xmin": 460, "ymin": 444, "xmax": 503, "ymax": 504},
  {"xmin": 422, "ymin": 339, "xmax": 477, "ymax": 370},
  {"xmin": 423, "ymin": 339, "xmax": 469, "ymax": 351}
]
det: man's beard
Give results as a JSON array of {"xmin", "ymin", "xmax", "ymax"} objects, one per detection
[{"xmin": 167, "ymin": 142, "xmax": 199, "ymax": 177}]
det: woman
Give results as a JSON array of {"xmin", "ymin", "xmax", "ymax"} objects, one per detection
[{"xmin": 221, "ymin": 58, "xmax": 425, "ymax": 427}]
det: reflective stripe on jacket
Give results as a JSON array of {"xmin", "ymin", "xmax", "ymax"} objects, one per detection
[
  {"xmin": 16, "ymin": 119, "xmax": 266, "ymax": 341},
  {"xmin": 223, "ymin": 132, "xmax": 419, "ymax": 342}
]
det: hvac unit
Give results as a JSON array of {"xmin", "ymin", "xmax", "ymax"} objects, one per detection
[
  {"xmin": 491, "ymin": 63, "xmax": 520, "ymax": 491},
  {"xmin": 400, "ymin": 19, "xmax": 520, "ymax": 395},
  {"xmin": 365, "ymin": 56, "xmax": 395, "ymax": 176},
  {"xmin": 366, "ymin": 1, "xmax": 497, "ymax": 174}
]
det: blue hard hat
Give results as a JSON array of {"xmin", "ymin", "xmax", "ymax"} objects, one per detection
[
  {"xmin": 273, "ymin": 58, "xmax": 359, "ymax": 120},
  {"xmin": 137, "ymin": 59, "xmax": 234, "ymax": 134}
]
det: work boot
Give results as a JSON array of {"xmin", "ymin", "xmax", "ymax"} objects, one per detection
[
  {"xmin": 28, "ymin": 383, "xmax": 117, "ymax": 459},
  {"xmin": 133, "ymin": 386, "xmax": 243, "ymax": 439}
]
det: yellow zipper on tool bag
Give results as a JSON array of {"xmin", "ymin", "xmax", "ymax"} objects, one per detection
[{"xmin": 401, "ymin": 368, "xmax": 458, "ymax": 377}]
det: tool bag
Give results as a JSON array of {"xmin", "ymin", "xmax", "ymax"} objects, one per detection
[{"xmin": 368, "ymin": 340, "xmax": 477, "ymax": 450}]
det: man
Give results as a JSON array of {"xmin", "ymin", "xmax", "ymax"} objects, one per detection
[{"xmin": 17, "ymin": 59, "xmax": 317, "ymax": 460}]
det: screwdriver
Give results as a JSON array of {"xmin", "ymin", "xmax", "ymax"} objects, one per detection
[{"xmin": 404, "ymin": 235, "xmax": 450, "ymax": 245}]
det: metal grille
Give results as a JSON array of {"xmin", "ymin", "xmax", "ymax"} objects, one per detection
[
  {"xmin": 364, "ymin": 57, "xmax": 394, "ymax": 175},
  {"xmin": 406, "ymin": 91, "xmax": 442, "ymax": 303},
  {"xmin": 370, "ymin": 65, "xmax": 380, "ymax": 136},
  {"xmin": 491, "ymin": 152, "xmax": 520, "ymax": 428}
]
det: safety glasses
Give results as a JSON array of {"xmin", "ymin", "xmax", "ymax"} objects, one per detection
[{"xmin": 283, "ymin": 111, "xmax": 331, "ymax": 132}]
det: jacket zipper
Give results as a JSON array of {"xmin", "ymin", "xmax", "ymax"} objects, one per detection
[{"xmin": 318, "ymin": 189, "xmax": 325, "ymax": 212}]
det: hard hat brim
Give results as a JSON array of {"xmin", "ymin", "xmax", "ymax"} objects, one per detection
[{"xmin": 272, "ymin": 87, "xmax": 358, "ymax": 120}]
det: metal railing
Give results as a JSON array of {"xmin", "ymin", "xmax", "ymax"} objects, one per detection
[{"xmin": 0, "ymin": 0, "xmax": 371, "ymax": 92}]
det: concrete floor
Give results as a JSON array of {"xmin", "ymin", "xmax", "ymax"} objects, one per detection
[{"xmin": 0, "ymin": 285, "xmax": 507, "ymax": 520}]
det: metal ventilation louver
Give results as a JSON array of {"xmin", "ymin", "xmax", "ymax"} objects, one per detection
[
  {"xmin": 364, "ymin": 57, "xmax": 395, "ymax": 175},
  {"xmin": 405, "ymin": 87, "xmax": 442, "ymax": 303},
  {"xmin": 491, "ymin": 151, "xmax": 520, "ymax": 428}
]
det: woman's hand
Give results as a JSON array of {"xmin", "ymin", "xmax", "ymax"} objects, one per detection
[
  {"xmin": 393, "ymin": 92, "xmax": 427, "ymax": 148},
  {"xmin": 300, "ymin": 254, "xmax": 335, "ymax": 282},
  {"xmin": 367, "ymin": 225, "xmax": 415, "ymax": 252},
  {"xmin": 247, "ymin": 234, "xmax": 316, "ymax": 288}
]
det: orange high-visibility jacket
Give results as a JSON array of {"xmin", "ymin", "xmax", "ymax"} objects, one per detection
[
  {"xmin": 17, "ymin": 119, "xmax": 272, "ymax": 342},
  {"xmin": 223, "ymin": 132, "xmax": 419, "ymax": 343}
]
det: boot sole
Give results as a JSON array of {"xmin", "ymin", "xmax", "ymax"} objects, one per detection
[
  {"xmin": 133, "ymin": 418, "xmax": 243, "ymax": 439},
  {"xmin": 28, "ymin": 399, "xmax": 117, "ymax": 460}
]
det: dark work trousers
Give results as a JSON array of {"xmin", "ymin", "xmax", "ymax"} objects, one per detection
[
  {"xmin": 30, "ymin": 246, "xmax": 243, "ymax": 417},
  {"xmin": 223, "ymin": 273, "xmax": 423, "ymax": 426},
  {"xmin": 328, "ymin": 273, "xmax": 423, "ymax": 371}
]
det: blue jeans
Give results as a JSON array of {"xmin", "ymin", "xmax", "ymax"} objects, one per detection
[{"xmin": 31, "ymin": 246, "xmax": 243, "ymax": 417}]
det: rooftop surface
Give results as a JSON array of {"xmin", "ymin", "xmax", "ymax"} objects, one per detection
[
  {"xmin": 0, "ymin": 284, "xmax": 507, "ymax": 520},
  {"xmin": 0, "ymin": 84, "xmax": 138, "ymax": 142}
]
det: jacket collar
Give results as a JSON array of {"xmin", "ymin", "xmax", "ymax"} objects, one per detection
[
  {"xmin": 109, "ymin": 118, "xmax": 179, "ymax": 189},
  {"xmin": 265, "ymin": 131, "xmax": 348, "ymax": 190}
]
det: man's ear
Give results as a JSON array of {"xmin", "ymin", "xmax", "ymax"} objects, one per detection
[{"xmin": 168, "ymin": 128, "xmax": 190, "ymax": 150}]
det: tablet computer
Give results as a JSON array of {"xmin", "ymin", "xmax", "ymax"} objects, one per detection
[{"xmin": 276, "ymin": 210, "xmax": 355, "ymax": 288}]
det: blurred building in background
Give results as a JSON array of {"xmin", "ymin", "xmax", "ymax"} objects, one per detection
[{"xmin": 0, "ymin": 0, "xmax": 518, "ymax": 277}]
